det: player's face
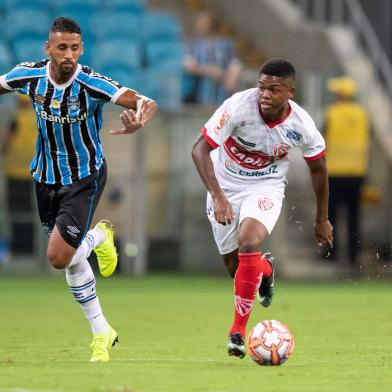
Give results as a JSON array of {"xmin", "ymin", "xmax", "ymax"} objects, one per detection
[
  {"xmin": 258, "ymin": 74, "xmax": 295, "ymax": 117},
  {"xmin": 45, "ymin": 32, "xmax": 83, "ymax": 75}
]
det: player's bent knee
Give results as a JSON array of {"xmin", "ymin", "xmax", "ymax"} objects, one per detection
[
  {"xmin": 47, "ymin": 250, "xmax": 72, "ymax": 269},
  {"xmin": 238, "ymin": 239, "xmax": 263, "ymax": 254}
]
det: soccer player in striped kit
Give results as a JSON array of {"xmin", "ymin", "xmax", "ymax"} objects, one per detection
[
  {"xmin": 0, "ymin": 17, "xmax": 157, "ymax": 362},
  {"xmin": 192, "ymin": 59, "xmax": 333, "ymax": 358}
]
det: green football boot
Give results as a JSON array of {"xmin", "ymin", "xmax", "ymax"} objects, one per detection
[
  {"xmin": 93, "ymin": 220, "xmax": 118, "ymax": 277},
  {"xmin": 90, "ymin": 326, "xmax": 119, "ymax": 363}
]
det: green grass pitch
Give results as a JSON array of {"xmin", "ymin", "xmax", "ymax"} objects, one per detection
[{"xmin": 0, "ymin": 275, "xmax": 391, "ymax": 392}]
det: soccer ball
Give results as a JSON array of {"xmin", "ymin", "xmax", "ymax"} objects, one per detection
[{"xmin": 246, "ymin": 320, "xmax": 294, "ymax": 365}]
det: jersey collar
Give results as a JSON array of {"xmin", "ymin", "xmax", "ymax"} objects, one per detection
[
  {"xmin": 258, "ymin": 101, "xmax": 292, "ymax": 128},
  {"xmin": 46, "ymin": 61, "xmax": 81, "ymax": 89}
]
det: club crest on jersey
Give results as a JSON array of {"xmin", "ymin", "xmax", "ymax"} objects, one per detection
[
  {"xmin": 286, "ymin": 130, "xmax": 302, "ymax": 141},
  {"xmin": 258, "ymin": 197, "xmax": 274, "ymax": 211},
  {"xmin": 34, "ymin": 94, "xmax": 45, "ymax": 105},
  {"xmin": 67, "ymin": 96, "xmax": 80, "ymax": 111},
  {"xmin": 273, "ymin": 143, "xmax": 289, "ymax": 158},
  {"xmin": 214, "ymin": 111, "xmax": 230, "ymax": 135}
]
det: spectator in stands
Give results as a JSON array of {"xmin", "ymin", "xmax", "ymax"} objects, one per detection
[
  {"xmin": 323, "ymin": 76, "xmax": 370, "ymax": 266},
  {"xmin": 183, "ymin": 11, "xmax": 242, "ymax": 104},
  {"xmin": 1, "ymin": 94, "xmax": 36, "ymax": 255}
]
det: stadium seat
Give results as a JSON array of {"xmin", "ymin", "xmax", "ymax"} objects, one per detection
[
  {"xmin": 106, "ymin": 0, "xmax": 147, "ymax": 14},
  {"xmin": 1, "ymin": 0, "xmax": 51, "ymax": 14},
  {"xmin": 143, "ymin": 69, "xmax": 182, "ymax": 110},
  {"xmin": 91, "ymin": 39, "xmax": 141, "ymax": 71},
  {"xmin": 142, "ymin": 12, "xmax": 182, "ymax": 43},
  {"xmin": 91, "ymin": 12, "xmax": 141, "ymax": 39},
  {"xmin": 52, "ymin": 5, "xmax": 95, "ymax": 36},
  {"xmin": 98, "ymin": 65, "xmax": 143, "ymax": 91},
  {"xmin": 79, "ymin": 37, "xmax": 95, "ymax": 66},
  {"xmin": 12, "ymin": 37, "xmax": 46, "ymax": 64},
  {"xmin": 0, "ymin": 41, "xmax": 14, "ymax": 73},
  {"xmin": 146, "ymin": 41, "xmax": 184, "ymax": 70},
  {"xmin": 5, "ymin": 9, "xmax": 51, "ymax": 41},
  {"xmin": 53, "ymin": 0, "xmax": 102, "ymax": 11}
]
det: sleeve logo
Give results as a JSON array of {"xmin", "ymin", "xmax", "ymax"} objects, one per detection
[{"xmin": 214, "ymin": 111, "xmax": 230, "ymax": 135}]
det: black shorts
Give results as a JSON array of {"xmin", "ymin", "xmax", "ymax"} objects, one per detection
[{"xmin": 35, "ymin": 161, "xmax": 107, "ymax": 248}]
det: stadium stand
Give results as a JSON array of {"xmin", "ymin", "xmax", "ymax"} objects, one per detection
[
  {"xmin": 0, "ymin": 42, "xmax": 13, "ymax": 73},
  {"xmin": 5, "ymin": 9, "xmax": 51, "ymax": 41},
  {"xmin": 90, "ymin": 12, "xmax": 141, "ymax": 40},
  {"xmin": 0, "ymin": 0, "xmax": 184, "ymax": 110},
  {"xmin": 12, "ymin": 37, "xmax": 46, "ymax": 64},
  {"xmin": 106, "ymin": 0, "xmax": 147, "ymax": 14}
]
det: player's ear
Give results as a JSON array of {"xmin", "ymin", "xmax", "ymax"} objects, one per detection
[
  {"xmin": 45, "ymin": 40, "xmax": 50, "ymax": 56},
  {"xmin": 80, "ymin": 42, "xmax": 84, "ymax": 56},
  {"xmin": 288, "ymin": 86, "xmax": 296, "ymax": 98}
]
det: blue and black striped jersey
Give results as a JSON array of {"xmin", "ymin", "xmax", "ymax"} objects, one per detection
[{"xmin": 0, "ymin": 59, "xmax": 127, "ymax": 185}]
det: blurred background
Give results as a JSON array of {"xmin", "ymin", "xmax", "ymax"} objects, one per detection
[{"xmin": 0, "ymin": 0, "xmax": 391, "ymax": 280}]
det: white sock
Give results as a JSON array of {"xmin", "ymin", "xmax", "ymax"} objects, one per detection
[
  {"xmin": 66, "ymin": 258, "xmax": 109, "ymax": 334},
  {"xmin": 68, "ymin": 227, "xmax": 106, "ymax": 268}
]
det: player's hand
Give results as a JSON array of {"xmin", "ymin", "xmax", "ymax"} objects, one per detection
[
  {"xmin": 110, "ymin": 109, "xmax": 143, "ymax": 135},
  {"xmin": 314, "ymin": 219, "xmax": 333, "ymax": 248},
  {"xmin": 213, "ymin": 193, "xmax": 234, "ymax": 226},
  {"xmin": 110, "ymin": 100, "xmax": 156, "ymax": 135}
]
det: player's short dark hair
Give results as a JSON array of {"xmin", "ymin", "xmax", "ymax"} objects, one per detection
[
  {"xmin": 50, "ymin": 17, "xmax": 81, "ymax": 35},
  {"xmin": 259, "ymin": 59, "xmax": 295, "ymax": 79}
]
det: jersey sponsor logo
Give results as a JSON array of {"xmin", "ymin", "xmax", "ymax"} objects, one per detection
[
  {"xmin": 235, "ymin": 295, "xmax": 254, "ymax": 316},
  {"xmin": 38, "ymin": 109, "xmax": 87, "ymax": 124},
  {"xmin": 258, "ymin": 197, "xmax": 274, "ymax": 211},
  {"xmin": 237, "ymin": 136, "xmax": 256, "ymax": 148},
  {"xmin": 273, "ymin": 143, "xmax": 289, "ymax": 158},
  {"xmin": 225, "ymin": 159, "xmax": 238, "ymax": 174},
  {"xmin": 238, "ymin": 165, "xmax": 278, "ymax": 177},
  {"xmin": 51, "ymin": 99, "xmax": 61, "ymax": 109},
  {"xmin": 67, "ymin": 96, "xmax": 80, "ymax": 111},
  {"xmin": 224, "ymin": 137, "xmax": 274, "ymax": 169},
  {"xmin": 214, "ymin": 111, "xmax": 230, "ymax": 135},
  {"xmin": 286, "ymin": 130, "xmax": 302, "ymax": 141}
]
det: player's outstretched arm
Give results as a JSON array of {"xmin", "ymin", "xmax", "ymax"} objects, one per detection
[
  {"xmin": 110, "ymin": 89, "xmax": 158, "ymax": 135},
  {"xmin": 306, "ymin": 156, "xmax": 333, "ymax": 248},
  {"xmin": 192, "ymin": 135, "xmax": 233, "ymax": 225}
]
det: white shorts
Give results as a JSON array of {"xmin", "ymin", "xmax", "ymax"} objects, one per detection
[{"xmin": 206, "ymin": 183, "xmax": 285, "ymax": 255}]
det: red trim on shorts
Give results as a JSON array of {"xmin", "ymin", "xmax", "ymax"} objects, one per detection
[
  {"xmin": 202, "ymin": 127, "xmax": 219, "ymax": 149},
  {"xmin": 259, "ymin": 102, "xmax": 292, "ymax": 128},
  {"xmin": 303, "ymin": 148, "xmax": 326, "ymax": 161}
]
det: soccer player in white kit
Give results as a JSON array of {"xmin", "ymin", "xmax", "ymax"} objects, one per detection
[{"xmin": 192, "ymin": 59, "xmax": 333, "ymax": 358}]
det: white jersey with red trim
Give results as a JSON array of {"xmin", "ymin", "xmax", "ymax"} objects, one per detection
[{"xmin": 202, "ymin": 88, "xmax": 326, "ymax": 191}]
